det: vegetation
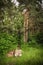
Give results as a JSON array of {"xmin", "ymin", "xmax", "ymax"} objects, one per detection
[
  {"xmin": 0, "ymin": 0, "xmax": 43, "ymax": 65},
  {"xmin": 0, "ymin": 45, "xmax": 43, "ymax": 65}
]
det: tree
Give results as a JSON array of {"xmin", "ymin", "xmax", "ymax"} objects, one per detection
[
  {"xmin": 17, "ymin": 0, "xmax": 42, "ymax": 43},
  {"xmin": 0, "ymin": 0, "xmax": 24, "ymax": 55}
]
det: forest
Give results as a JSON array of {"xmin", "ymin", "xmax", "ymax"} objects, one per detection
[{"xmin": 0, "ymin": 0, "xmax": 43, "ymax": 65}]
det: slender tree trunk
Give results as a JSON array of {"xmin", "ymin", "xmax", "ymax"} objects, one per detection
[{"xmin": 23, "ymin": 9, "xmax": 29, "ymax": 42}]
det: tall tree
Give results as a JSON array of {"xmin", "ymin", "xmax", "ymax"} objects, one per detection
[{"xmin": 17, "ymin": 0, "xmax": 42, "ymax": 43}]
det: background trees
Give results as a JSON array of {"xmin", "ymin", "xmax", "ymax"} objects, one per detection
[
  {"xmin": 0, "ymin": 0, "xmax": 23, "ymax": 55},
  {"xmin": 0, "ymin": 0, "xmax": 43, "ymax": 55},
  {"xmin": 17, "ymin": 0, "xmax": 43, "ymax": 43}
]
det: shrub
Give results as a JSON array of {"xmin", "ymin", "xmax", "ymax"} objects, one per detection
[
  {"xmin": 35, "ymin": 32, "xmax": 43, "ymax": 44},
  {"xmin": 0, "ymin": 32, "xmax": 17, "ymax": 55}
]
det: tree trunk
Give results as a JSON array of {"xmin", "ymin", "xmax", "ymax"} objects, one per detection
[{"xmin": 23, "ymin": 9, "xmax": 29, "ymax": 42}]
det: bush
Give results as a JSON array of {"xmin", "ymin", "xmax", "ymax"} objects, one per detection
[
  {"xmin": 36, "ymin": 32, "xmax": 43, "ymax": 44},
  {"xmin": 28, "ymin": 34, "xmax": 37, "ymax": 45},
  {"xmin": 0, "ymin": 32, "xmax": 17, "ymax": 55}
]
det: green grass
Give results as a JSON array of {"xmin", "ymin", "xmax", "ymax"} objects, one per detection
[{"xmin": 0, "ymin": 45, "xmax": 43, "ymax": 65}]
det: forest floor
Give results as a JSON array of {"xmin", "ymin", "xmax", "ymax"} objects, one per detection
[{"xmin": 0, "ymin": 44, "xmax": 43, "ymax": 65}]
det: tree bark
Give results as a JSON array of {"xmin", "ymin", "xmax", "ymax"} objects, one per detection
[{"xmin": 23, "ymin": 9, "xmax": 29, "ymax": 42}]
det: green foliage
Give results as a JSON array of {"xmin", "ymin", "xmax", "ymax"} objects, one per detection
[
  {"xmin": 0, "ymin": 0, "xmax": 43, "ymax": 57},
  {"xmin": 0, "ymin": 5, "xmax": 23, "ymax": 33},
  {"xmin": 36, "ymin": 32, "xmax": 43, "ymax": 44},
  {"xmin": 0, "ymin": 32, "xmax": 17, "ymax": 55},
  {"xmin": 0, "ymin": 0, "xmax": 11, "ymax": 7},
  {"xmin": 0, "ymin": 45, "xmax": 43, "ymax": 65},
  {"xmin": 18, "ymin": 0, "xmax": 42, "ymax": 5},
  {"xmin": 0, "ymin": 2, "xmax": 24, "ymax": 55},
  {"xmin": 28, "ymin": 34, "xmax": 37, "ymax": 45}
]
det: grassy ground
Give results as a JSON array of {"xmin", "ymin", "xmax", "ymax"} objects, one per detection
[{"xmin": 0, "ymin": 44, "xmax": 43, "ymax": 65}]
